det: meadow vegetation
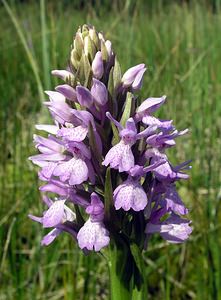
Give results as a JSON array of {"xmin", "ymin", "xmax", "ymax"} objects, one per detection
[{"xmin": 0, "ymin": 1, "xmax": 221, "ymax": 299}]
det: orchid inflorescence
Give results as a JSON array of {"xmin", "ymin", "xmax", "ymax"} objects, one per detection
[{"xmin": 29, "ymin": 24, "xmax": 192, "ymax": 253}]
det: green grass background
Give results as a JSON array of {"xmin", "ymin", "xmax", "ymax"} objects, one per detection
[{"xmin": 0, "ymin": 0, "xmax": 221, "ymax": 299}]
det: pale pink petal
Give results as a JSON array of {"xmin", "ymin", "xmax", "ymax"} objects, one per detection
[
  {"xmin": 57, "ymin": 126, "xmax": 88, "ymax": 142},
  {"xmin": 42, "ymin": 200, "xmax": 65, "ymax": 228},
  {"xmin": 132, "ymin": 186, "xmax": 147, "ymax": 211}
]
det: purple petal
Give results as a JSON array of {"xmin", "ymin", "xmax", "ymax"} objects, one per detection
[
  {"xmin": 137, "ymin": 96, "xmax": 166, "ymax": 115},
  {"xmin": 42, "ymin": 200, "xmax": 66, "ymax": 228},
  {"xmin": 132, "ymin": 67, "xmax": 146, "ymax": 91},
  {"xmin": 51, "ymin": 70, "xmax": 73, "ymax": 81},
  {"xmin": 91, "ymin": 78, "xmax": 108, "ymax": 106},
  {"xmin": 41, "ymin": 228, "xmax": 62, "ymax": 246},
  {"xmin": 122, "ymin": 64, "xmax": 145, "ymax": 87},
  {"xmin": 76, "ymin": 86, "xmax": 93, "ymax": 108},
  {"xmin": 92, "ymin": 51, "xmax": 104, "ymax": 79},
  {"xmin": 55, "ymin": 84, "xmax": 77, "ymax": 101},
  {"xmin": 77, "ymin": 219, "xmax": 110, "ymax": 252},
  {"xmin": 142, "ymin": 115, "xmax": 173, "ymax": 130},
  {"xmin": 102, "ymin": 141, "xmax": 134, "ymax": 172},
  {"xmin": 35, "ymin": 124, "xmax": 59, "ymax": 135},
  {"xmin": 162, "ymin": 185, "xmax": 188, "ymax": 215},
  {"xmin": 125, "ymin": 118, "xmax": 137, "ymax": 133},
  {"xmin": 57, "ymin": 126, "xmax": 88, "ymax": 142}
]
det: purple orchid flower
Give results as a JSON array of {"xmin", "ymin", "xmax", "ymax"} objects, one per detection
[
  {"xmin": 145, "ymin": 148, "xmax": 191, "ymax": 182},
  {"xmin": 161, "ymin": 184, "xmax": 189, "ymax": 215},
  {"xmin": 103, "ymin": 112, "xmax": 156, "ymax": 172},
  {"xmin": 77, "ymin": 193, "xmax": 110, "ymax": 252},
  {"xmin": 44, "ymin": 91, "xmax": 74, "ymax": 124},
  {"xmin": 146, "ymin": 213, "xmax": 192, "ymax": 244},
  {"xmin": 113, "ymin": 161, "xmax": 165, "ymax": 211},
  {"xmin": 52, "ymin": 142, "xmax": 95, "ymax": 185},
  {"xmin": 29, "ymin": 196, "xmax": 77, "ymax": 246},
  {"xmin": 135, "ymin": 95, "xmax": 174, "ymax": 130},
  {"xmin": 146, "ymin": 128, "xmax": 189, "ymax": 149},
  {"xmin": 29, "ymin": 135, "xmax": 67, "ymax": 180}
]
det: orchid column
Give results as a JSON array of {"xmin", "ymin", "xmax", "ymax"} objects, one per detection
[{"xmin": 29, "ymin": 24, "xmax": 192, "ymax": 299}]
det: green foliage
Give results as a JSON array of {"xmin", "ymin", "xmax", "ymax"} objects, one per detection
[{"xmin": 0, "ymin": 0, "xmax": 221, "ymax": 299}]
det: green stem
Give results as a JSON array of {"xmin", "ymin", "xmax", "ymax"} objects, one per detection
[
  {"xmin": 108, "ymin": 245, "xmax": 131, "ymax": 300},
  {"xmin": 108, "ymin": 242, "xmax": 147, "ymax": 300}
]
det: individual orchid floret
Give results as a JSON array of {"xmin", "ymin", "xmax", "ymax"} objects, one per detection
[
  {"xmin": 121, "ymin": 64, "xmax": 146, "ymax": 91},
  {"xmin": 145, "ymin": 213, "xmax": 192, "ymax": 244},
  {"xmin": 146, "ymin": 128, "xmax": 188, "ymax": 149},
  {"xmin": 29, "ymin": 135, "xmax": 67, "ymax": 180},
  {"xmin": 102, "ymin": 113, "xmax": 138, "ymax": 172},
  {"xmin": 52, "ymin": 142, "xmax": 94, "ymax": 185},
  {"xmin": 135, "ymin": 95, "xmax": 173, "ymax": 130},
  {"xmin": 56, "ymin": 109, "xmax": 102, "ymax": 154},
  {"xmin": 113, "ymin": 178, "xmax": 147, "ymax": 211},
  {"xmin": 29, "ymin": 197, "xmax": 76, "ymax": 228},
  {"xmin": 91, "ymin": 78, "xmax": 108, "ymax": 106},
  {"xmin": 92, "ymin": 51, "xmax": 104, "ymax": 79},
  {"xmin": 103, "ymin": 112, "xmax": 155, "ymax": 172},
  {"xmin": 44, "ymin": 91, "xmax": 74, "ymax": 124},
  {"xmin": 29, "ymin": 196, "xmax": 77, "ymax": 246},
  {"xmin": 77, "ymin": 193, "xmax": 110, "ymax": 252},
  {"xmin": 160, "ymin": 184, "xmax": 189, "ymax": 215},
  {"xmin": 55, "ymin": 84, "xmax": 77, "ymax": 101},
  {"xmin": 113, "ymin": 161, "xmax": 166, "ymax": 211},
  {"xmin": 145, "ymin": 148, "xmax": 191, "ymax": 182}
]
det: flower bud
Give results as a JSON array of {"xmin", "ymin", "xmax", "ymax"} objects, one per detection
[
  {"xmin": 105, "ymin": 40, "xmax": 112, "ymax": 57},
  {"xmin": 51, "ymin": 70, "xmax": 74, "ymax": 81},
  {"xmin": 121, "ymin": 64, "xmax": 146, "ymax": 88},
  {"xmin": 74, "ymin": 32, "xmax": 84, "ymax": 55},
  {"xmin": 84, "ymin": 36, "xmax": 96, "ymax": 62},
  {"xmin": 70, "ymin": 49, "xmax": 80, "ymax": 70},
  {"xmin": 89, "ymin": 27, "xmax": 100, "ymax": 49},
  {"xmin": 131, "ymin": 67, "xmax": 146, "ymax": 91},
  {"xmin": 91, "ymin": 78, "xmax": 108, "ymax": 106},
  {"xmin": 76, "ymin": 86, "xmax": 93, "ymax": 108},
  {"xmin": 55, "ymin": 84, "xmax": 77, "ymax": 101},
  {"xmin": 92, "ymin": 51, "xmax": 104, "ymax": 79}
]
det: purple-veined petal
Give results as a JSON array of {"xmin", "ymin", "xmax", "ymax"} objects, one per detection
[
  {"xmin": 57, "ymin": 126, "xmax": 88, "ymax": 142},
  {"xmin": 42, "ymin": 200, "xmax": 66, "ymax": 228},
  {"xmin": 41, "ymin": 228, "xmax": 62, "ymax": 246},
  {"xmin": 77, "ymin": 219, "xmax": 110, "ymax": 252}
]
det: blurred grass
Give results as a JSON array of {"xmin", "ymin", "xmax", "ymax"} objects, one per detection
[{"xmin": 0, "ymin": 0, "xmax": 221, "ymax": 299}]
